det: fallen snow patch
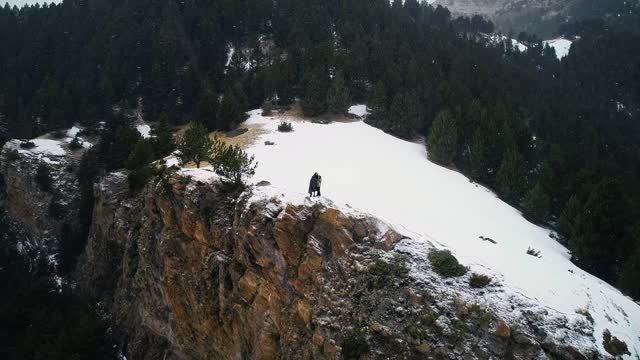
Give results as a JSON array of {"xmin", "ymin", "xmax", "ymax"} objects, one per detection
[
  {"xmin": 543, "ymin": 38, "xmax": 573, "ymax": 59},
  {"xmin": 136, "ymin": 124, "xmax": 152, "ymax": 139},
  {"xmin": 348, "ymin": 104, "xmax": 369, "ymax": 118}
]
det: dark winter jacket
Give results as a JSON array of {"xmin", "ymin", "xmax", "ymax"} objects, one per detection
[{"xmin": 309, "ymin": 174, "xmax": 318, "ymax": 193}]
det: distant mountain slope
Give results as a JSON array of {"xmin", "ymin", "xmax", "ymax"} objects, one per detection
[{"xmin": 433, "ymin": 0, "xmax": 640, "ymax": 37}]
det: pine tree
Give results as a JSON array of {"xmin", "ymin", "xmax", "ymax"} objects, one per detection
[
  {"xmin": 196, "ymin": 94, "xmax": 220, "ymax": 131},
  {"xmin": 522, "ymin": 182, "xmax": 551, "ymax": 222},
  {"xmin": 209, "ymin": 135, "xmax": 257, "ymax": 185},
  {"xmin": 619, "ymin": 227, "xmax": 640, "ymax": 299},
  {"xmin": 426, "ymin": 109, "xmax": 458, "ymax": 165},
  {"xmin": 559, "ymin": 195, "xmax": 582, "ymax": 240},
  {"xmin": 152, "ymin": 113, "xmax": 175, "ymax": 158},
  {"xmin": 367, "ymin": 81, "xmax": 388, "ymax": 126},
  {"xmin": 326, "ymin": 72, "xmax": 350, "ymax": 115},
  {"xmin": 496, "ymin": 147, "xmax": 526, "ymax": 201},
  {"xmin": 302, "ymin": 67, "xmax": 329, "ymax": 117},
  {"xmin": 126, "ymin": 139, "xmax": 154, "ymax": 170},
  {"xmin": 177, "ymin": 122, "xmax": 212, "ymax": 168},
  {"xmin": 217, "ymin": 83, "xmax": 248, "ymax": 130},
  {"xmin": 568, "ymin": 179, "xmax": 629, "ymax": 280}
]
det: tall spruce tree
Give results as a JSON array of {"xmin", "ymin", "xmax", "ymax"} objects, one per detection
[
  {"xmin": 522, "ymin": 182, "xmax": 551, "ymax": 222},
  {"xmin": 326, "ymin": 72, "xmax": 350, "ymax": 115},
  {"xmin": 496, "ymin": 147, "xmax": 527, "ymax": 201},
  {"xmin": 302, "ymin": 67, "xmax": 329, "ymax": 117},
  {"xmin": 367, "ymin": 81, "xmax": 388, "ymax": 127},
  {"xmin": 426, "ymin": 109, "xmax": 458, "ymax": 165}
]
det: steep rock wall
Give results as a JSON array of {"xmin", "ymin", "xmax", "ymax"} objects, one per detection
[{"xmin": 79, "ymin": 170, "xmax": 600, "ymax": 359}]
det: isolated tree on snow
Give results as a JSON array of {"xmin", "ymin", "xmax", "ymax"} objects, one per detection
[
  {"xmin": 426, "ymin": 109, "xmax": 458, "ymax": 165},
  {"xmin": 209, "ymin": 135, "xmax": 257, "ymax": 185},
  {"xmin": 177, "ymin": 122, "xmax": 212, "ymax": 168},
  {"xmin": 326, "ymin": 72, "xmax": 350, "ymax": 115}
]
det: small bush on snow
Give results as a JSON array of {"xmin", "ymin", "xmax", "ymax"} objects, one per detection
[
  {"xmin": 20, "ymin": 141, "xmax": 35, "ymax": 149},
  {"xmin": 367, "ymin": 255, "xmax": 409, "ymax": 289},
  {"xmin": 602, "ymin": 329, "xmax": 630, "ymax": 356},
  {"xmin": 526, "ymin": 247, "xmax": 541, "ymax": 258},
  {"xmin": 277, "ymin": 121, "xmax": 293, "ymax": 132},
  {"xmin": 469, "ymin": 273, "xmax": 492, "ymax": 288},
  {"xmin": 5, "ymin": 149, "xmax": 19, "ymax": 162},
  {"xmin": 428, "ymin": 249, "xmax": 467, "ymax": 277}
]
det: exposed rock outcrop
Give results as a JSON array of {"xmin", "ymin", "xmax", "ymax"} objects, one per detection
[
  {"xmin": 79, "ymin": 170, "xmax": 601, "ymax": 359},
  {"xmin": 1, "ymin": 138, "xmax": 86, "ymax": 251}
]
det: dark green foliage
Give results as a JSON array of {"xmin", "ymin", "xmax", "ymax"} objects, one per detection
[
  {"xmin": 526, "ymin": 247, "xmax": 541, "ymax": 258},
  {"xmin": 340, "ymin": 327, "xmax": 370, "ymax": 360},
  {"xmin": 20, "ymin": 141, "xmax": 35, "ymax": 149},
  {"xmin": 0, "ymin": 214, "xmax": 115, "ymax": 360},
  {"xmin": 367, "ymin": 81, "xmax": 388, "ymax": 127},
  {"xmin": 209, "ymin": 136, "xmax": 258, "ymax": 185},
  {"xmin": 428, "ymin": 249, "xmax": 467, "ymax": 277},
  {"xmin": 128, "ymin": 165, "xmax": 156, "ymax": 192},
  {"xmin": 35, "ymin": 163, "xmax": 53, "ymax": 192},
  {"xmin": 152, "ymin": 114, "xmax": 176, "ymax": 158},
  {"xmin": 567, "ymin": 180, "xmax": 630, "ymax": 281},
  {"xmin": 427, "ymin": 110, "xmax": 458, "ymax": 165},
  {"xmin": 69, "ymin": 136, "xmax": 83, "ymax": 150},
  {"xmin": 469, "ymin": 273, "xmax": 492, "ymax": 288},
  {"xmin": 277, "ymin": 121, "xmax": 293, "ymax": 132},
  {"xmin": 522, "ymin": 182, "xmax": 551, "ymax": 223},
  {"xmin": 178, "ymin": 123, "xmax": 212, "ymax": 168},
  {"xmin": 496, "ymin": 148, "xmax": 527, "ymax": 201},
  {"xmin": 5, "ymin": 149, "xmax": 19, "ymax": 162},
  {"xmin": 94, "ymin": 115, "xmax": 141, "ymax": 171},
  {"xmin": 217, "ymin": 84, "xmax": 248, "ymax": 130},
  {"xmin": 196, "ymin": 94, "xmax": 220, "ymax": 132},
  {"xmin": 262, "ymin": 100, "xmax": 273, "ymax": 116},
  {"xmin": 326, "ymin": 72, "xmax": 351, "ymax": 115},
  {"xmin": 126, "ymin": 139, "xmax": 155, "ymax": 171},
  {"xmin": 367, "ymin": 255, "xmax": 410, "ymax": 289},
  {"xmin": 302, "ymin": 67, "xmax": 329, "ymax": 117},
  {"xmin": 618, "ymin": 226, "xmax": 640, "ymax": 299},
  {"xmin": 602, "ymin": 329, "xmax": 630, "ymax": 357}
]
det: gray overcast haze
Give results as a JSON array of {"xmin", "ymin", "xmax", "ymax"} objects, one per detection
[{"xmin": 4, "ymin": 0, "xmax": 61, "ymax": 7}]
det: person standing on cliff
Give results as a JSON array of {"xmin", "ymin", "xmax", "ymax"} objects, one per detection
[
  {"xmin": 308, "ymin": 172, "xmax": 318, "ymax": 197},
  {"xmin": 316, "ymin": 174, "xmax": 322, "ymax": 197}
]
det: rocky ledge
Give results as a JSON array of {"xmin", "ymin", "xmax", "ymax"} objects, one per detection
[{"xmin": 78, "ymin": 169, "xmax": 601, "ymax": 359}]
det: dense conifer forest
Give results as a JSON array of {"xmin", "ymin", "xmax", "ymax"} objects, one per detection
[{"xmin": 1, "ymin": 0, "xmax": 640, "ymax": 355}]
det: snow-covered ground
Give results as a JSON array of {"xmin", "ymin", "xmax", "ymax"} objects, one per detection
[
  {"xmin": 543, "ymin": 38, "xmax": 573, "ymax": 59},
  {"xmin": 239, "ymin": 107, "xmax": 640, "ymax": 357},
  {"xmin": 484, "ymin": 33, "xmax": 528, "ymax": 52}
]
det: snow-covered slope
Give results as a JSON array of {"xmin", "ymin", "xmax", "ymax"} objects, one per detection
[
  {"xmin": 543, "ymin": 38, "xmax": 573, "ymax": 59},
  {"xmin": 241, "ymin": 108, "xmax": 640, "ymax": 357}
]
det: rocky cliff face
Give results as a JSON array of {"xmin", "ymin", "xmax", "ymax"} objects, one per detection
[
  {"xmin": 1, "ymin": 138, "xmax": 85, "ymax": 252},
  {"xmin": 79, "ymin": 169, "xmax": 600, "ymax": 360}
]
